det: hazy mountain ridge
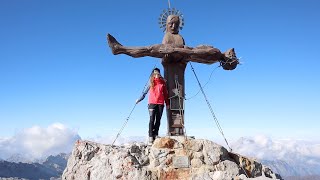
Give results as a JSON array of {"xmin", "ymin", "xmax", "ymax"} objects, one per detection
[
  {"xmin": 5, "ymin": 154, "xmax": 40, "ymax": 164},
  {"xmin": 261, "ymin": 159, "xmax": 320, "ymax": 178},
  {"xmin": 285, "ymin": 175, "xmax": 320, "ymax": 180},
  {"xmin": 1, "ymin": 136, "xmax": 320, "ymax": 179},
  {"xmin": 0, "ymin": 153, "xmax": 68, "ymax": 180}
]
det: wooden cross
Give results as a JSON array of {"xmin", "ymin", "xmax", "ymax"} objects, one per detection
[{"xmin": 107, "ymin": 14, "xmax": 238, "ymax": 136}]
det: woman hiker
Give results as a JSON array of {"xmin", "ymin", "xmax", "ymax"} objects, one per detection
[{"xmin": 136, "ymin": 68, "xmax": 169, "ymax": 145}]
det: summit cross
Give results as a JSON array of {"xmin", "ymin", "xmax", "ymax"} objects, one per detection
[{"xmin": 107, "ymin": 13, "xmax": 238, "ymax": 136}]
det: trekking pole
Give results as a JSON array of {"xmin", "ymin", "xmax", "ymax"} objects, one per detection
[
  {"xmin": 111, "ymin": 65, "xmax": 157, "ymax": 146},
  {"xmin": 111, "ymin": 103, "xmax": 137, "ymax": 146}
]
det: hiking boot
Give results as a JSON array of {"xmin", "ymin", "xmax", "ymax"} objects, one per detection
[
  {"xmin": 148, "ymin": 137, "xmax": 154, "ymax": 146},
  {"xmin": 107, "ymin": 34, "xmax": 123, "ymax": 55},
  {"xmin": 221, "ymin": 48, "xmax": 239, "ymax": 70}
]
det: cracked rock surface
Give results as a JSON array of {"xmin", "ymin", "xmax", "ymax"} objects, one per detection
[{"xmin": 62, "ymin": 137, "xmax": 282, "ymax": 180}]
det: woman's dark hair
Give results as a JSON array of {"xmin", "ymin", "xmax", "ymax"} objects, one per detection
[
  {"xmin": 153, "ymin": 68, "xmax": 160, "ymax": 73},
  {"xmin": 150, "ymin": 68, "xmax": 162, "ymax": 88}
]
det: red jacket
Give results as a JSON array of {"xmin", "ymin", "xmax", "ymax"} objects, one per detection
[
  {"xmin": 149, "ymin": 77, "xmax": 169, "ymax": 106},
  {"xmin": 137, "ymin": 77, "xmax": 169, "ymax": 106}
]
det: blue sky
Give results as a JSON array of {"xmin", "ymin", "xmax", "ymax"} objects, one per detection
[{"xmin": 1, "ymin": 0, "xmax": 320, "ymax": 144}]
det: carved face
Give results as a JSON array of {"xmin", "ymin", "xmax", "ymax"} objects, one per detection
[{"xmin": 166, "ymin": 15, "xmax": 180, "ymax": 34}]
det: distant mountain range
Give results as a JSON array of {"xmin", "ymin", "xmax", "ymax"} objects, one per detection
[
  {"xmin": 0, "ymin": 153, "xmax": 68, "ymax": 180},
  {"xmin": 5, "ymin": 154, "xmax": 40, "ymax": 164},
  {"xmin": 285, "ymin": 175, "xmax": 320, "ymax": 180},
  {"xmin": 261, "ymin": 159, "xmax": 320, "ymax": 177},
  {"xmin": 1, "ymin": 136, "xmax": 319, "ymax": 180}
]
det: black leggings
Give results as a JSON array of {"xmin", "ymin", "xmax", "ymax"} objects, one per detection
[{"xmin": 148, "ymin": 104, "xmax": 164, "ymax": 137}]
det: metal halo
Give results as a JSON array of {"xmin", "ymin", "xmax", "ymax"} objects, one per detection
[{"xmin": 158, "ymin": 8, "xmax": 184, "ymax": 32}]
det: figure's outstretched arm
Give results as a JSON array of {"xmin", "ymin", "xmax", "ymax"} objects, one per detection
[
  {"xmin": 189, "ymin": 47, "xmax": 239, "ymax": 70},
  {"xmin": 107, "ymin": 34, "xmax": 218, "ymax": 60},
  {"xmin": 107, "ymin": 34, "xmax": 239, "ymax": 70},
  {"xmin": 159, "ymin": 45, "xmax": 223, "ymax": 64},
  {"xmin": 159, "ymin": 45, "xmax": 239, "ymax": 70}
]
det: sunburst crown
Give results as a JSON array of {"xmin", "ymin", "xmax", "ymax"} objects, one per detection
[{"xmin": 158, "ymin": 8, "xmax": 184, "ymax": 32}]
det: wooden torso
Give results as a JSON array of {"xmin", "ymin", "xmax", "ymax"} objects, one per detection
[{"xmin": 162, "ymin": 33, "xmax": 185, "ymax": 48}]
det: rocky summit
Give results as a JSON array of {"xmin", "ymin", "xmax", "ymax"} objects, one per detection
[{"xmin": 62, "ymin": 137, "xmax": 282, "ymax": 180}]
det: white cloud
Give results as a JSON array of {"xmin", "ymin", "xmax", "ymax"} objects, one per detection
[
  {"xmin": 0, "ymin": 123, "xmax": 81, "ymax": 161},
  {"xmin": 231, "ymin": 135, "xmax": 320, "ymax": 172},
  {"xmin": 232, "ymin": 135, "xmax": 320, "ymax": 159}
]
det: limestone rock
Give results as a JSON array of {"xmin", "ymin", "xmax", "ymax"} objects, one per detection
[{"xmin": 62, "ymin": 138, "xmax": 282, "ymax": 180}]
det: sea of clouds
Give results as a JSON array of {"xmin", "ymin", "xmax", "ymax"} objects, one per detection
[
  {"xmin": 0, "ymin": 123, "xmax": 80, "ymax": 161},
  {"xmin": 231, "ymin": 135, "xmax": 320, "ymax": 176},
  {"xmin": 1, "ymin": 123, "xmax": 320, "ymax": 175},
  {"xmin": 231, "ymin": 135, "xmax": 320, "ymax": 161}
]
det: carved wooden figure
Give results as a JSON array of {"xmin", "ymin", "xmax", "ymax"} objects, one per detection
[{"xmin": 107, "ymin": 15, "xmax": 238, "ymax": 136}]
